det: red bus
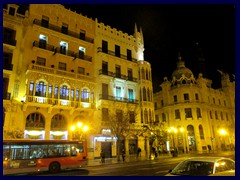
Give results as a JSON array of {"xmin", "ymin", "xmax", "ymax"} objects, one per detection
[{"xmin": 3, "ymin": 139, "xmax": 88, "ymax": 175}]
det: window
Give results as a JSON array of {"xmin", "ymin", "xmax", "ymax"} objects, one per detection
[
  {"xmin": 41, "ymin": 15, "xmax": 49, "ymax": 28},
  {"xmin": 128, "ymin": 89, "xmax": 134, "ymax": 101},
  {"xmin": 195, "ymin": 93, "xmax": 199, "ymax": 100},
  {"xmin": 78, "ymin": 67, "xmax": 85, "ymax": 75},
  {"xmin": 39, "ymin": 34, "xmax": 47, "ymax": 49},
  {"xmin": 54, "ymin": 86, "xmax": 58, "ymax": 99},
  {"xmin": 102, "ymin": 108, "xmax": 109, "ymax": 122},
  {"xmin": 197, "ymin": 108, "xmax": 202, "ymax": 118},
  {"xmin": 60, "ymin": 85, "xmax": 69, "ymax": 100},
  {"xmin": 143, "ymin": 87, "xmax": 146, "ymax": 101},
  {"xmin": 224, "ymin": 100, "xmax": 226, "ymax": 106},
  {"xmin": 36, "ymin": 57, "xmax": 46, "ymax": 66},
  {"xmin": 116, "ymin": 86, "xmax": 121, "ymax": 99},
  {"xmin": 80, "ymin": 29, "xmax": 85, "ymax": 40},
  {"xmin": 9, "ymin": 7, "xmax": 15, "ymax": 16},
  {"xmin": 102, "ymin": 61, "xmax": 108, "ymax": 75},
  {"xmin": 58, "ymin": 62, "xmax": 66, "ymax": 71},
  {"xmin": 141, "ymin": 68, "xmax": 145, "ymax": 79},
  {"xmin": 76, "ymin": 89, "xmax": 79, "ymax": 101},
  {"xmin": 199, "ymin": 125, "xmax": 204, "ymax": 139},
  {"xmin": 102, "ymin": 83, "xmax": 108, "ymax": 99},
  {"xmin": 35, "ymin": 81, "xmax": 47, "ymax": 97},
  {"xmin": 144, "ymin": 109, "xmax": 148, "ymax": 124},
  {"xmin": 213, "ymin": 98, "xmax": 215, "ymax": 104},
  {"xmin": 60, "ymin": 41, "xmax": 67, "ymax": 55},
  {"xmin": 26, "ymin": 113, "xmax": 45, "ymax": 129},
  {"xmin": 62, "ymin": 23, "xmax": 68, "ymax": 34},
  {"xmin": 79, "ymin": 46, "xmax": 85, "ymax": 59},
  {"xmin": 128, "ymin": 68, "xmax": 133, "ymax": 81},
  {"xmin": 184, "ymin": 93, "xmax": 189, "ymax": 101},
  {"xmin": 115, "ymin": 45, "xmax": 120, "ymax": 57},
  {"xmin": 51, "ymin": 114, "xmax": 67, "ymax": 129},
  {"xmin": 161, "ymin": 100, "xmax": 164, "ymax": 107},
  {"xmin": 71, "ymin": 89, "xmax": 74, "ymax": 100},
  {"xmin": 116, "ymin": 109, "xmax": 123, "ymax": 122},
  {"xmin": 185, "ymin": 108, "xmax": 192, "ymax": 118},
  {"xmin": 129, "ymin": 111, "xmax": 135, "ymax": 123},
  {"xmin": 174, "ymin": 95, "xmax": 177, "ymax": 103},
  {"xmin": 146, "ymin": 69, "xmax": 149, "ymax": 80},
  {"xmin": 127, "ymin": 49, "xmax": 132, "ymax": 60},
  {"xmin": 218, "ymin": 99, "xmax": 221, "ymax": 105},
  {"xmin": 162, "ymin": 113, "xmax": 166, "ymax": 122},
  {"xmin": 29, "ymin": 81, "xmax": 34, "ymax": 96},
  {"xmin": 48, "ymin": 85, "xmax": 52, "ymax": 98},
  {"xmin": 215, "ymin": 111, "xmax": 218, "ymax": 120},
  {"xmin": 102, "ymin": 40, "xmax": 108, "ymax": 53},
  {"xmin": 115, "ymin": 65, "xmax": 121, "ymax": 78},
  {"xmin": 210, "ymin": 111, "xmax": 213, "ymax": 119},
  {"xmin": 175, "ymin": 109, "xmax": 180, "ymax": 119},
  {"xmin": 220, "ymin": 112, "xmax": 224, "ymax": 120},
  {"xmin": 81, "ymin": 89, "xmax": 89, "ymax": 102},
  {"xmin": 155, "ymin": 115, "xmax": 159, "ymax": 123},
  {"xmin": 226, "ymin": 113, "xmax": 229, "ymax": 121}
]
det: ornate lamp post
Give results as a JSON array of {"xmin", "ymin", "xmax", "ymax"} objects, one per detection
[{"xmin": 71, "ymin": 122, "xmax": 89, "ymax": 140}]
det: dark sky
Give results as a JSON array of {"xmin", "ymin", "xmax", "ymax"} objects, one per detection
[{"xmin": 63, "ymin": 4, "xmax": 235, "ymax": 92}]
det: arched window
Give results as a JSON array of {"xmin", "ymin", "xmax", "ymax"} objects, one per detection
[
  {"xmin": 141, "ymin": 68, "xmax": 145, "ymax": 80},
  {"xmin": 199, "ymin": 125, "xmax": 204, "ymax": 139},
  {"xmin": 143, "ymin": 87, "xmax": 146, "ymax": 101},
  {"xmin": 51, "ymin": 114, "xmax": 67, "ymax": 130},
  {"xmin": 146, "ymin": 69, "xmax": 149, "ymax": 80},
  {"xmin": 26, "ymin": 113, "xmax": 45, "ymax": 129},
  {"xmin": 149, "ymin": 109, "xmax": 152, "ymax": 124},
  {"xmin": 35, "ymin": 81, "xmax": 47, "ymax": 97},
  {"xmin": 60, "ymin": 85, "xmax": 69, "ymax": 100},
  {"xmin": 144, "ymin": 109, "xmax": 148, "ymax": 124},
  {"xmin": 147, "ymin": 88, "xmax": 150, "ymax": 101}
]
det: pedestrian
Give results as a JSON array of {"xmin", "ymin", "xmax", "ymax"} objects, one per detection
[
  {"xmin": 137, "ymin": 147, "xmax": 141, "ymax": 158},
  {"xmin": 100, "ymin": 150, "xmax": 105, "ymax": 163},
  {"xmin": 122, "ymin": 149, "xmax": 126, "ymax": 162}
]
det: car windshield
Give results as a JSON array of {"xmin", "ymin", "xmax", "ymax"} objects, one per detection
[{"xmin": 170, "ymin": 160, "xmax": 214, "ymax": 176}]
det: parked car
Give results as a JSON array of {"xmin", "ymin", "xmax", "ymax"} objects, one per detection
[
  {"xmin": 165, "ymin": 157, "xmax": 235, "ymax": 176},
  {"xmin": 209, "ymin": 169, "xmax": 235, "ymax": 176}
]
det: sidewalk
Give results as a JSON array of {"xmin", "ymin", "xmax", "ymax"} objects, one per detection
[
  {"xmin": 87, "ymin": 153, "xmax": 174, "ymax": 167},
  {"xmin": 87, "ymin": 150, "xmax": 235, "ymax": 167}
]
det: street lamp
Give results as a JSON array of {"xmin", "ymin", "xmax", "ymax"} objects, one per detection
[
  {"xmin": 71, "ymin": 122, "xmax": 89, "ymax": 140},
  {"xmin": 219, "ymin": 128, "xmax": 227, "ymax": 151},
  {"xmin": 167, "ymin": 127, "xmax": 178, "ymax": 152}
]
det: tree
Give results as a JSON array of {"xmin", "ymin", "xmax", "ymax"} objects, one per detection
[{"xmin": 105, "ymin": 107, "xmax": 137, "ymax": 161}]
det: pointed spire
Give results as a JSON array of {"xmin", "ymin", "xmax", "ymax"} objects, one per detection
[
  {"xmin": 178, "ymin": 52, "xmax": 182, "ymax": 61},
  {"xmin": 140, "ymin": 26, "xmax": 144, "ymax": 44},
  {"xmin": 134, "ymin": 23, "xmax": 138, "ymax": 36}
]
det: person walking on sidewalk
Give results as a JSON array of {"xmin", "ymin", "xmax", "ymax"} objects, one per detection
[
  {"xmin": 122, "ymin": 149, "xmax": 126, "ymax": 162},
  {"xmin": 137, "ymin": 147, "xmax": 141, "ymax": 158},
  {"xmin": 100, "ymin": 150, "xmax": 105, "ymax": 163}
]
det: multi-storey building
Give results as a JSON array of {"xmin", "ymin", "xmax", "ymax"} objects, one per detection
[
  {"xmin": 153, "ymin": 56, "xmax": 235, "ymax": 153},
  {"xmin": 3, "ymin": 4, "xmax": 155, "ymax": 159}
]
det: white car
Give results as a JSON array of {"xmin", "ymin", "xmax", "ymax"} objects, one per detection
[{"xmin": 165, "ymin": 157, "xmax": 235, "ymax": 176}]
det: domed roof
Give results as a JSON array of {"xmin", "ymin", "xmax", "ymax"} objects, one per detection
[{"xmin": 171, "ymin": 56, "xmax": 194, "ymax": 80}]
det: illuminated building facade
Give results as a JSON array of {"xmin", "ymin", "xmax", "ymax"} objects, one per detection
[
  {"xmin": 3, "ymin": 4, "xmax": 155, "ymax": 159},
  {"xmin": 153, "ymin": 56, "xmax": 235, "ymax": 153}
]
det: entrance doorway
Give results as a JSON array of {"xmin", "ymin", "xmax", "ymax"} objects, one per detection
[{"xmin": 101, "ymin": 142, "xmax": 112, "ymax": 158}]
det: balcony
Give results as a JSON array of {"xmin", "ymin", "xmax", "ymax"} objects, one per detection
[
  {"xmin": 99, "ymin": 69, "xmax": 138, "ymax": 82},
  {"xmin": 99, "ymin": 94, "xmax": 139, "ymax": 104},
  {"xmin": 97, "ymin": 47, "xmax": 137, "ymax": 62},
  {"xmin": 33, "ymin": 41, "xmax": 92, "ymax": 62},
  {"xmin": 33, "ymin": 19, "xmax": 94, "ymax": 43}
]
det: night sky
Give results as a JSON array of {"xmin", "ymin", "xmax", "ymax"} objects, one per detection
[{"xmin": 63, "ymin": 4, "xmax": 235, "ymax": 92}]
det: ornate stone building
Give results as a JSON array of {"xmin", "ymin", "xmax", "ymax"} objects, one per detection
[
  {"xmin": 153, "ymin": 56, "xmax": 235, "ymax": 153},
  {"xmin": 3, "ymin": 4, "xmax": 155, "ymax": 159}
]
